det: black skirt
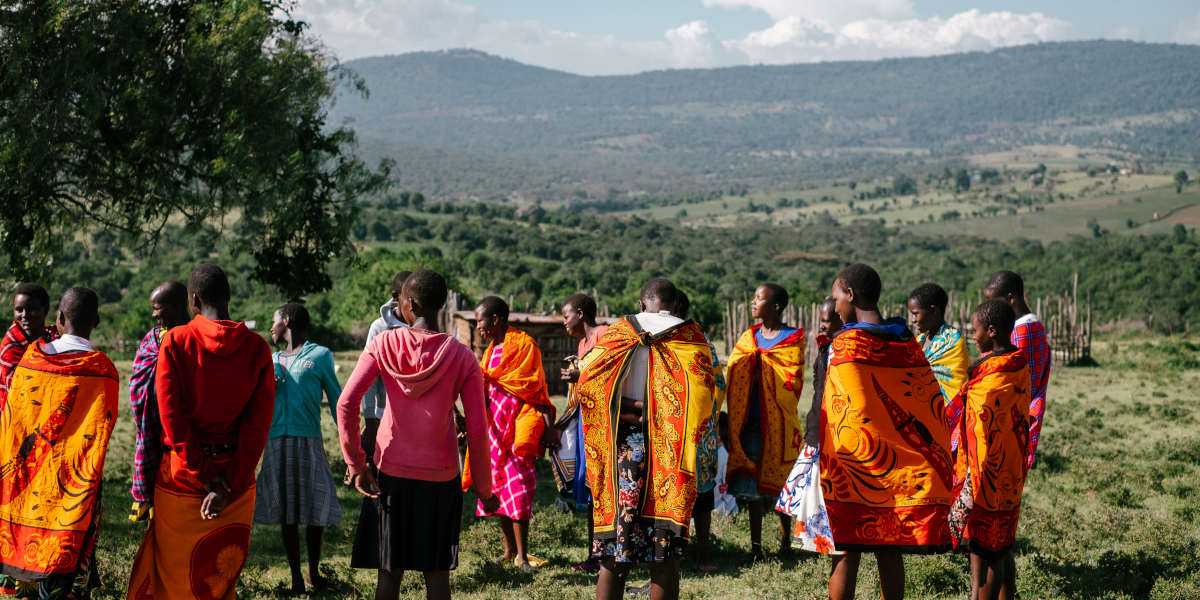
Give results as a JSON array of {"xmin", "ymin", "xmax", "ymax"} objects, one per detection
[
  {"xmin": 375, "ymin": 472, "xmax": 464, "ymax": 572},
  {"xmin": 351, "ymin": 431, "xmax": 380, "ymax": 569}
]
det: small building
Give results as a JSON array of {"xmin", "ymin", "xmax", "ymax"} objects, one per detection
[{"xmin": 449, "ymin": 310, "xmax": 619, "ymax": 397}]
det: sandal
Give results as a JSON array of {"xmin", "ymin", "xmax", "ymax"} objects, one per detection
[{"xmin": 519, "ymin": 554, "xmax": 549, "ymax": 569}]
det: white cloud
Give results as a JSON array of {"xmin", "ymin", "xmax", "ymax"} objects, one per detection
[
  {"xmin": 701, "ymin": 0, "xmax": 916, "ymax": 27},
  {"xmin": 291, "ymin": 0, "xmax": 740, "ymax": 74},
  {"xmin": 726, "ymin": 9, "xmax": 1070, "ymax": 64},
  {"xmin": 1174, "ymin": 14, "xmax": 1200, "ymax": 45},
  {"xmin": 291, "ymin": 0, "xmax": 1071, "ymax": 74}
]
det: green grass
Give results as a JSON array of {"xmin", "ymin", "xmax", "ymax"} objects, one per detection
[{"xmin": 89, "ymin": 334, "xmax": 1200, "ymax": 599}]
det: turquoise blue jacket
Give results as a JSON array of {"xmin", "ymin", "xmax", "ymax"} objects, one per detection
[{"xmin": 269, "ymin": 341, "xmax": 341, "ymax": 439}]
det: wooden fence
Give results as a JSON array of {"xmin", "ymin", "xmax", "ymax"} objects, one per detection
[{"xmin": 722, "ymin": 273, "xmax": 1092, "ymax": 366}]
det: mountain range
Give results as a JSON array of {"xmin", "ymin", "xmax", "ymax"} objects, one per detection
[{"xmin": 328, "ymin": 41, "xmax": 1200, "ymax": 199}]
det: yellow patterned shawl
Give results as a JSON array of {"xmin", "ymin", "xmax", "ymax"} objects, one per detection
[
  {"xmin": 918, "ymin": 324, "xmax": 970, "ymax": 403},
  {"xmin": 578, "ymin": 317, "xmax": 715, "ymax": 537},
  {"xmin": 724, "ymin": 324, "xmax": 805, "ymax": 496}
]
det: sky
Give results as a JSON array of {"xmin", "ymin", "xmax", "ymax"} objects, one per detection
[{"xmin": 292, "ymin": 0, "xmax": 1200, "ymax": 75}]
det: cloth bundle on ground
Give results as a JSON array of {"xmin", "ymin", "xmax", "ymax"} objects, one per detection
[
  {"xmin": 724, "ymin": 324, "xmax": 805, "ymax": 498},
  {"xmin": 0, "ymin": 344, "xmax": 117, "ymax": 598},
  {"xmin": 947, "ymin": 350, "xmax": 1031, "ymax": 558},
  {"xmin": 818, "ymin": 322, "xmax": 955, "ymax": 553},
  {"xmin": 577, "ymin": 315, "xmax": 715, "ymax": 563}
]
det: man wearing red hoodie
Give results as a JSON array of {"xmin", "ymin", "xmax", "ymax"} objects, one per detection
[
  {"xmin": 338, "ymin": 269, "xmax": 497, "ymax": 600},
  {"xmin": 127, "ymin": 264, "xmax": 275, "ymax": 600}
]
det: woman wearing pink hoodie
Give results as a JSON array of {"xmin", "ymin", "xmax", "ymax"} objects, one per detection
[{"xmin": 338, "ymin": 269, "xmax": 498, "ymax": 600}]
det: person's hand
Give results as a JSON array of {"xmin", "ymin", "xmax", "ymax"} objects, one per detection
[
  {"xmin": 560, "ymin": 365, "xmax": 580, "ymax": 382},
  {"xmin": 201, "ymin": 490, "xmax": 228, "ymax": 519},
  {"xmin": 200, "ymin": 478, "xmax": 231, "ymax": 520},
  {"xmin": 454, "ymin": 410, "xmax": 467, "ymax": 441},
  {"xmin": 540, "ymin": 426, "xmax": 562, "ymax": 450},
  {"xmin": 354, "ymin": 469, "xmax": 381, "ymax": 499},
  {"xmin": 480, "ymin": 493, "xmax": 500, "ymax": 514}
]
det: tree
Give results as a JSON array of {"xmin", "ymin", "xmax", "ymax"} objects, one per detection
[
  {"xmin": 954, "ymin": 168, "xmax": 971, "ymax": 193},
  {"xmin": 1175, "ymin": 170, "xmax": 1189, "ymax": 194},
  {"xmin": 0, "ymin": 1, "xmax": 390, "ymax": 297},
  {"xmin": 892, "ymin": 174, "xmax": 918, "ymax": 196}
]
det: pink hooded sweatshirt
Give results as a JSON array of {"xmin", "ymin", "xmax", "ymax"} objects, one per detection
[{"xmin": 338, "ymin": 327, "xmax": 493, "ymax": 499}]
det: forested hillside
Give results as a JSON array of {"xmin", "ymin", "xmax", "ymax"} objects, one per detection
[{"xmin": 331, "ymin": 41, "xmax": 1200, "ymax": 198}]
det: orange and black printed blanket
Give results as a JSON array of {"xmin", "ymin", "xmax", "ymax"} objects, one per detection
[
  {"xmin": 577, "ymin": 317, "xmax": 715, "ymax": 538},
  {"xmin": 948, "ymin": 350, "xmax": 1031, "ymax": 557},
  {"xmin": 821, "ymin": 325, "xmax": 954, "ymax": 553},
  {"xmin": 0, "ymin": 343, "xmax": 118, "ymax": 581}
]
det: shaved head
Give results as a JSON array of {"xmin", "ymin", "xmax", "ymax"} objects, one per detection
[
  {"xmin": 985, "ymin": 270, "xmax": 1024, "ymax": 299},
  {"xmin": 58, "ymin": 287, "xmax": 100, "ymax": 337},
  {"xmin": 151, "ymin": 280, "xmax": 190, "ymax": 329},
  {"xmin": 152, "ymin": 280, "xmax": 187, "ymax": 308},
  {"xmin": 640, "ymin": 278, "xmax": 679, "ymax": 313},
  {"xmin": 188, "ymin": 263, "xmax": 231, "ymax": 308}
]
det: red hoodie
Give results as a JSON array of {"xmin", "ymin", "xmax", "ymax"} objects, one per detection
[
  {"xmin": 338, "ymin": 327, "xmax": 493, "ymax": 499},
  {"xmin": 156, "ymin": 315, "xmax": 274, "ymax": 495}
]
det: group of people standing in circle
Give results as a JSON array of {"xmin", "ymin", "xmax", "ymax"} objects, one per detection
[{"xmin": 0, "ymin": 261, "xmax": 1047, "ymax": 600}]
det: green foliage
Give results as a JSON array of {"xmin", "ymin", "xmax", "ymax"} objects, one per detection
[
  {"xmin": 0, "ymin": 0, "xmax": 389, "ymax": 296},
  {"xmin": 892, "ymin": 174, "xmax": 918, "ymax": 196},
  {"xmin": 11, "ymin": 200, "xmax": 1199, "ymax": 351}
]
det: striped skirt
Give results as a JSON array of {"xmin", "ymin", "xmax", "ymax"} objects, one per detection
[{"xmin": 253, "ymin": 436, "xmax": 341, "ymax": 526}]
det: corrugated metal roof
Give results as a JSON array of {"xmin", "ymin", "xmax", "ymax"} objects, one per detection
[{"xmin": 452, "ymin": 310, "xmax": 619, "ymax": 325}]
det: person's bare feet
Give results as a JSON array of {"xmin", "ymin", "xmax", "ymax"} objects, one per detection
[
  {"xmin": 572, "ymin": 557, "xmax": 601, "ymax": 573},
  {"xmin": 289, "ymin": 573, "xmax": 306, "ymax": 595},
  {"xmin": 307, "ymin": 571, "xmax": 329, "ymax": 591}
]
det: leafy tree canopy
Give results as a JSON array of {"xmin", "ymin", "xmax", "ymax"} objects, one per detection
[{"xmin": 0, "ymin": 0, "xmax": 389, "ymax": 297}]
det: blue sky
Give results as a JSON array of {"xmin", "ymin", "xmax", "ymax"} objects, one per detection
[{"xmin": 294, "ymin": 0, "xmax": 1200, "ymax": 74}]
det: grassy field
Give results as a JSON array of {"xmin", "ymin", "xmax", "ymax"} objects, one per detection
[
  {"xmin": 88, "ymin": 334, "xmax": 1200, "ymax": 599},
  {"xmin": 599, "ymin": 145, "xmax": 1199, "ymax": 243}
]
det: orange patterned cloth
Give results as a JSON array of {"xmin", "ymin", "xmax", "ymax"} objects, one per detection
[
  {"xmin": 482, "ymin": 328, "xmax": 552, "ymax": 456},
  {"xmin": 577, "ymin": 317, "xmax": 715, "ymax": 538},
  {"xmin": 127, "ymin": 456, "xmax": 254, "ymax": 600},
  {"xmin": 0, "ymin": 343, "xmax": 117, "ymax": 584},
  {"xmin": 481, "ymin": 328, "xmax": 553, "ymax": 412},
  {"xmin": 948, "ymin": 350, "xmax": 1030, "ymax": 556},
  {"xmin": 724, "ymin": 324, "xmax": 805, "ymax": 496},
  {"xmin": 821, "ymin": 326, "xmax": 954, "ymax": 553}
]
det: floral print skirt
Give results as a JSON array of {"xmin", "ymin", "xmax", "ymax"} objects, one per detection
[
  {"xmin": 591, "ymin": 423, "xmax": 687, "ymax": 564},
  {"xmin": 775, "ymin": 444, "xmax": 842, "ymax": 555}
]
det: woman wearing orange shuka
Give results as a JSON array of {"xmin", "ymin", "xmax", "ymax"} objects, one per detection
[{"xmin": 819, "ymin": 264, "xmax": 954, "ymax": 600}]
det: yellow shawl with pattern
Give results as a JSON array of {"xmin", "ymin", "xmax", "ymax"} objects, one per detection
[{"xmin": 578, "ymin": 317, "xmax": 714, "ymax": 537}]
